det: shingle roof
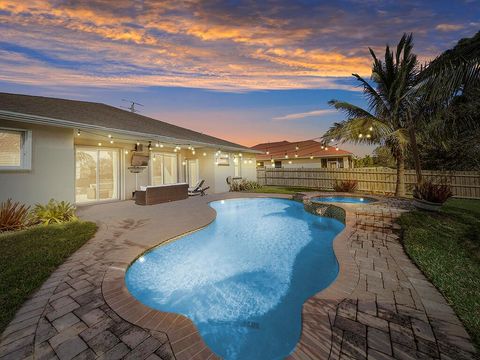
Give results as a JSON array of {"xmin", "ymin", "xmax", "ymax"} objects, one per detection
[
  {"xmin": 251, "ymin": 140, "xmax": 353, "ymax": 160},
  {"xmin": 0, "ymin": 92, "xmax": 251, "ymax": 151}
]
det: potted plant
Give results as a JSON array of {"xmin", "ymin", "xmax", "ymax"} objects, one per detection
[
  {"xmin": 412, "ymin": 180, "xmax": 452, "ymax": 211},
  {"xmin": 332, "ymin": 180, "xmax": 358, "ymax": 193}
]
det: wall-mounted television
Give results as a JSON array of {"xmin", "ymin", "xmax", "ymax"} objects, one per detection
[{"xmin": 131, "ymin": 154, "xmax": 149, "ymax": 166}]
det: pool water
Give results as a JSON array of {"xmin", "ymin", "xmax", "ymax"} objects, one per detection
[
  {"xmin": 126, "ymin": 198, "xmax": 344, "ymax": 359},
  {"xmin": 311, "ymin": 196, "xmax": 376, "ymax": 204}
]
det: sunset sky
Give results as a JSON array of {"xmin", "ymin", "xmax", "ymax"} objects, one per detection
[{"xmin": 0, "ymin": 1, "xmax": 478, "ymax": 155}]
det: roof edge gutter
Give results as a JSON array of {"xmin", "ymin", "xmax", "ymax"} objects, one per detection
[{"xmin": 0, "ymin": 110, "xmax": 259, "ymax": 153}]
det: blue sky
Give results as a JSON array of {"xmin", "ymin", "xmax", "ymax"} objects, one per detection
[{"xmin": 0, "ymin": 0, "xmax": 478, "ymax": 154}]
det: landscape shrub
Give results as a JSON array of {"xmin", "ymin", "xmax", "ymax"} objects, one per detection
[
  {"xmin": 413, "ymin": 180, "xmax": 453, "ymax": 204},
  {"xmin": 229, "ymin": 179, "xmax": 262, "ymax": 192},
  {"xmin": 332, "ymin": 180, "xmax": 358, "ymax": 193},
  {"xmin": 31, "ymin": 199, "xmax": 77, "ymax": 225},
  {"xmin": 0, "ymin": 199, "xmax": 31, "ymax": 232}
]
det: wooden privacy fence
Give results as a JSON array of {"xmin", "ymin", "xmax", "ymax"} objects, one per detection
[{"xmin": 256, "ymin": 167, "xmax": 480, "ymax": 199}]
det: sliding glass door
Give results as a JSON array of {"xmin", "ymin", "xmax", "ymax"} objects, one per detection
[
  {"xmin": 187, "ymin": 159, "xmax": 199, "ymax": 186},
  {"xmin": 75, "ymin": 147, "xmax": 119, "ymax": 203},
  {"xmin": 151, "ymin": 152, "xmax": 178, "ymax": 185}
]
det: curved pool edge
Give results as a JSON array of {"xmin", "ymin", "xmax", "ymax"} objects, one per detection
[
  {"xmin": 101, "ymin": 193, "xmax": 358, "ymax": 360},
  {"xmin": 288, "ymin": 205, "xmax": 359, "ymax": 359}
]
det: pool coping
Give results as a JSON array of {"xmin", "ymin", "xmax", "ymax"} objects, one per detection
[{"xmin": 101, "ymin": 194, "xmax": 359, "ymax": 360}]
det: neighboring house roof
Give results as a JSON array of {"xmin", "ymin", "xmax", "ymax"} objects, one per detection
[
  {"xmin": 0, "ymin": 92, "xmax": 253, "ymax": 151},
  {"xmin": 252, "ymin": 140, "xmax": 353, "ymax": 160}
]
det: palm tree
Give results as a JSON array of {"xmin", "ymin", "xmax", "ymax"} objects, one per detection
[{"xmin": 323, "ymin": 34, "xmax": 418, "ymax": 197}]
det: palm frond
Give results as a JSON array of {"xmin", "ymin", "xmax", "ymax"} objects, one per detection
[
  {"xmin": 322, "ymin": 116, "xmax": 395, "ymax": 146},
  {"xmin": 328, "ymin": 100, "xmax": 376, "ymax": 119}
]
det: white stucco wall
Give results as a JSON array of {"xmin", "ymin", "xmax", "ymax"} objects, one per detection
[
  {"xmin": 0, "ymin": 120, "xmax": 75, "ymax": 205},
  {"xmin": 197, "ymin": 150, "xmax": 216, "ymax": 192},
  {"xmin": 239, "ymin": 158, "xmax": 257, "ymax": 182}
]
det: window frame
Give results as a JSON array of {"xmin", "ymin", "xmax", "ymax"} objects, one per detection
[{"xmin": 0, "ymin": 127, "xmax": 32, "ymax": 171}]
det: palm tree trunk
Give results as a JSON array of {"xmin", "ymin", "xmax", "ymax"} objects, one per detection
[
  {"xmin": 408, "ymin": 126, "xmax": 423, "ymax": 184},
  {"xmin": 395, "ymin": 150, "xmax": 406, "ymax": 197}
]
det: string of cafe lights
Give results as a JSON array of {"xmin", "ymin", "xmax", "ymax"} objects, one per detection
[
  {"xmin": 258, "ymin": 126, "xmax": 375, "ymax": 166},
  {"xmin": 75, "ymin": 128, "xmax": 255, "ymax": 164}
]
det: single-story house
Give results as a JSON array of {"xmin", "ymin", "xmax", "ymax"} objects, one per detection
[
  {"xmin": 0, "ymin": 93, "xmax": 259, "ymax": 205},
  {"xmin": 251, "ymin": 140, "xmax": 354, "ymax": 169}
]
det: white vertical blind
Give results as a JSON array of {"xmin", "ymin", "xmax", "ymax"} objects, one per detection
[{"xmin": 0, "ymin": 130, "xmax": 21, "ymax": 166}]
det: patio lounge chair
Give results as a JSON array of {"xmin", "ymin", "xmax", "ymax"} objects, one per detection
[{"xmin": 188, "ymin": 180, "xmax": 209, "ymax": 196}]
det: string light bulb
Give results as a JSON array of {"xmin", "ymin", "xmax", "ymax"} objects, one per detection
[
  {"xmin": 110, "ymin": 140, "xmax": 114, "ymax": 144},
  {"xmin": 108, "ymin": 134, "xmax": 112, "ymax": 138},
  {"xmin": 125, "ymin": 150, "xmax": 129, "ymax": 154},
  {"xmin": 155, "ymin": 142, "xmax": 159, "ymax": 147},
  {"xmin": 203, "ymin": 152, "xmax": 207, "ymax": 156},
  {"xmin": 295, "ymin": 154, "xmax": 298, "ymax": 158},
  {"xmin": 335, "ymin": 147, "xmax": 339, "ymax": 151},
  {"xmin": 310, "ymin": 155, "xmax": 314, "ymax": 159},
  {"xmin": 266, "ymin": 151, "xmax": 270, "ymax": 155},
  {"xmin": 98, "ymin": 142, "xmax": 102, "ymax": 146},
  {"xmin": 366, "ymin": 134, "xmax": 371, "ymax": 138},
  {"xmin": 358, "ymin": 134, "xmax": 363, "ymax": 138},
  {"xmin": 76, "ymin": 129, "xmax": 81, "ymax": 136},
  {"xmin": 295, "ymin": 145, "xmax": 299, "ymax": 150},
  {"xmin": 369, "ymin": 126, "xmax": 373, "ymax": 131}
]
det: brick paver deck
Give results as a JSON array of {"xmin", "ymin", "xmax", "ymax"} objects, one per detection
[
  {"xmin": 327, "ymin": 199, "xmax": 477, "ymax": 360},
  {"xmin": 0, "ymin": 193, "xmax": 477, "ymax": 360}
]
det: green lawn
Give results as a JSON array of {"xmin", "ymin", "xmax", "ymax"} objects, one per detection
[
  {"xmin": 0, "ymin": 221, "xmax": 97, "ymax": 333},
  {"xmin": 399, "ymin": 198, "xmax": 480, "ymax": 349},
  {"xmin": 245, "ymin": 185, "xmax": 322, "ymax": 195}
]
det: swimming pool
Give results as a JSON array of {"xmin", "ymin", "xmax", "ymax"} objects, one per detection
[
  {"xmin": 311, "ymin": 196, "xmax": 377, "ymax": 204},
  {"xmin": 125, "ymin": 198, "xmax": 344, "ymax": 359}
]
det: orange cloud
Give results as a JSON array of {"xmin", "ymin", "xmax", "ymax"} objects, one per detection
[
  {"xmin": 253, "ymin": 48, "xmax": 372, "ymax": 77},
  {"xmin": 0, "ymin": 0, "xmax": 376, "ymax": 91},
  {"xmin": 435, "ymin": 23, "xmax": 464, "ymax": 32}
]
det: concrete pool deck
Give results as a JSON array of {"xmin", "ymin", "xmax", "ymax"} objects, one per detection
[{"xmin": 0, "ymin": 193, "xmax": 477, "ymax": 360}]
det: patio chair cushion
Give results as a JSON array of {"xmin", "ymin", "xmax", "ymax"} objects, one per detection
[{"xmin": 135, "ymin": 183, "xmax": 188, "ymax": 205}]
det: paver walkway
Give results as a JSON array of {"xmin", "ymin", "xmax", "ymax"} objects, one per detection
[
  {"xmin": 0, "ymin": 194, "xmax": 477, "ymax": 360},
  {"xmin": 328, "ymin": 199, "xmax": 477, "ymax": 360}
]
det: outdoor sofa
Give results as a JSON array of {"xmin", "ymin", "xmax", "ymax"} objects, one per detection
[{"xmin": 134, "ymin": 183, "xmax": 188, "ymax": 205}]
